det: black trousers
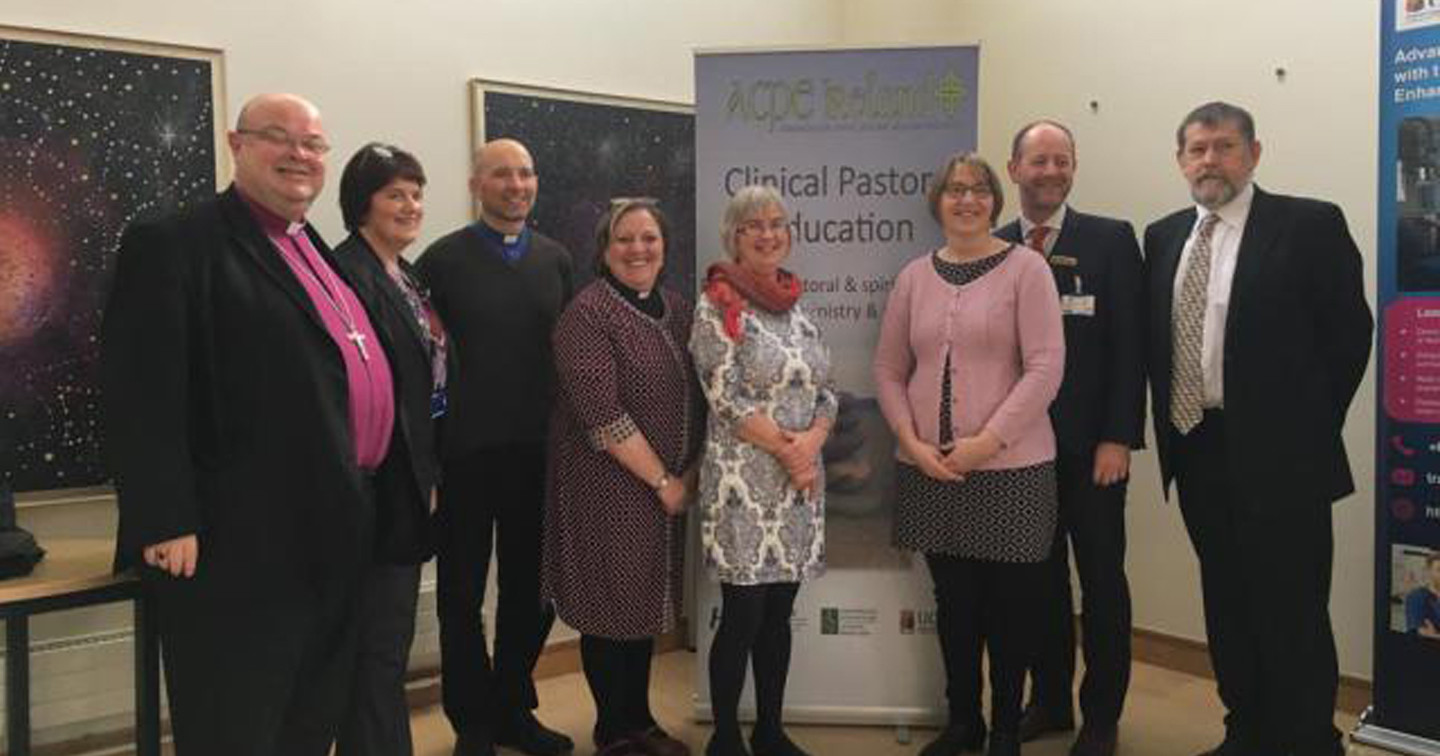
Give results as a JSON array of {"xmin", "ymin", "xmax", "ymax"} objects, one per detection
[
  {"xmin": 1171, "ymin": 411, "xmax": 1341, "ymax": 756},
  {"xmin": 708, "ymin": 582, "xmax": 801, "ymax": 741},
  {"xmin": 1028, "ymin": 449, "xmax": 1132, "ymax": 728},
  {"xmin": 436, "ymin": 443, "xmax": 555, "ymax": 737},
  {"xmin": 580, "ymin": 635, "xmax": 657, "ymax": 746},
  {"xmin": 154, "ymin": 569, "xmax": 362, "ymax": 756},
  {"xmin": 337, "ymin": 562, "xmax": 423, "ymax": 756},
  {"xmin": 926, "ymin": 553, "xmax": 1045, "ymax": 738}
]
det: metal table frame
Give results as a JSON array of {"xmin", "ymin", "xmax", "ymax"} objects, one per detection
[{"xmin": 0, "ymin": 570, "xmax": 158, "ymax": 756}]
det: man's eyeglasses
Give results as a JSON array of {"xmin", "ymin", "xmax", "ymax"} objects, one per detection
[{"xmin": 237, "ymin": 126, "xmax": 331, "ymax": 156}]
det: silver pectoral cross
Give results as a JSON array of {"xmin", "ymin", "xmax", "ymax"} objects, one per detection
[{"xmin": 347, "ymin": 329, "xmax": 370, "ymax": 362}]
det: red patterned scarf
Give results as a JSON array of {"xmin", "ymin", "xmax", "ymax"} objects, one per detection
[{"xmin": 703, "ymin": 261, "xmax": 801, "ymax": 341}]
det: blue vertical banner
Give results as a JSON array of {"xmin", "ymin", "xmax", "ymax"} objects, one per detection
[
  {"xmin": 692, "ymin": 46, "xmax": 978, "ymax": 724},
  {"xmin": 1360, "ymin": 2, "xmax": 1440, "ymax": 753}
]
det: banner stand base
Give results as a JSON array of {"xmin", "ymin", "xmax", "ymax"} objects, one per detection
[
  {"xmin": 691, "ymin": 696, "xmax": 944, "ymax": 728},
  {"xmin": 1353, "ymin": 707, "xmax": 1440, "ymax": 756}
]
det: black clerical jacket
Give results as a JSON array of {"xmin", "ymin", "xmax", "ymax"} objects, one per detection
[
  {"xmin": 101, "ymin": 187, "xmax": 418, "ymax": 593},
  {"xmin": 335, "ymin": 234, "xmax": 446, "ymax": 563}
]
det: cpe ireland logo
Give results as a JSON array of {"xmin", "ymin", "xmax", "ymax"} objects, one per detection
[{"xmin": 726, "ymin": 69, "xmax": 969, "ymax": 133}]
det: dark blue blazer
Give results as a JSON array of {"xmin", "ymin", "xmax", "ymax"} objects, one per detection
[{"xmin": 998, "ymin": 207, "xmax": 1146, "ymax": 457}]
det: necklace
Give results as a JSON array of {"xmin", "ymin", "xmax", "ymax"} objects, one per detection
[{"xmin": 279, "ymin": 233, "xmax": 370, "ymax": 362}]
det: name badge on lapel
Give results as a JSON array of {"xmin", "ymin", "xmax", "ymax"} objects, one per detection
[
  {"xmin": 1061, "ymin": 294, "xmax": 1096, "ymax": 317},
  {"xmin": 1049, "ymin": 255, "xmax": 1079, "ymax": 268}
]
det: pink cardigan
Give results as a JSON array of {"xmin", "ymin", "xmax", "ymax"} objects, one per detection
[{"xmin": 873, "ymin": 246, "xmax": 1065, "ymax": 470}]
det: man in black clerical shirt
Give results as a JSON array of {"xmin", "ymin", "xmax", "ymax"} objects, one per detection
[{"xmin": 416, "ymin": 138, "xmax": 575, "ymax": 756}]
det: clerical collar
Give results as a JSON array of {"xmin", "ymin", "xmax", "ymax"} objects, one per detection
[
  {"xmin": 470, "ymin": 219, "xmax": 531, "ymax": 264},
  {"xmin": 603, "ymin": 270, "xmax": 665, "ymax": 319},
  {"xmin": 236, "ymin": 186, "xmax": 307, "ymax": 236}
]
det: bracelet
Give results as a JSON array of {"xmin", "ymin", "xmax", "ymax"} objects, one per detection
[{"xmin": 651, "ymin": 472, "xmax": 672, "ymax": 491}]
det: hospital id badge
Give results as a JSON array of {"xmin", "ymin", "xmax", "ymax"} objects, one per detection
[{"xmin": 1060, "ymin": 294, "xmax": 1095, "ymax": 317}]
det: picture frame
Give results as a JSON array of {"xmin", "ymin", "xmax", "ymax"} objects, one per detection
[
  {"xmin": 0, "ymin": 25, "xmax": 227, "ymax": 505},
  {"xmin": 468, "ymin": 79, "xmax": 697, "ymax": 294}
]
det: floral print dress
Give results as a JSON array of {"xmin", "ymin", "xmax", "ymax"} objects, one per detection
[{"xmin": 690, "ymin": 296, "xmax": 837, "ymax": 585}]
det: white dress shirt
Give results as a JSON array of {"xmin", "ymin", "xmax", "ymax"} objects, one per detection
[
  {"xmin": 1018, "ymin": 204, "xmax": 1067, "ymax": 256},
  {"xmin": 1172, "ymin": 182, "xmax": 1254, "ymax": 407}
]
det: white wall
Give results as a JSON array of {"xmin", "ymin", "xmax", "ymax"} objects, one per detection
[{"xmin": 839, "ymin": 0, "xmax": 1381, "ymax": 679}]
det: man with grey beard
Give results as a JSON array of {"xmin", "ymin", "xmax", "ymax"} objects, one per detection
[{"xmin": 1143, "ymin": 101, "xmax": 1372, "ymax": 756}]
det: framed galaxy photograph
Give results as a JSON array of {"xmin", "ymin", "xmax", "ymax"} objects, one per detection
[
  {"xmin": 0, "ymin": 26, "xmax": 226, "ymax": 498},
  {"xmin": 469, "ymin": 80, "xmax": 696, "ymax": 294}
]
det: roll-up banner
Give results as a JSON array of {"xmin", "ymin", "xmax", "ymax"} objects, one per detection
[
  {"xmin": 692, "ymin": 45, "xmax": 979, "ymax": 725},
  {"xmin": 1357, "ymin": 3, "xmax": 1440, "ymax": 754}
]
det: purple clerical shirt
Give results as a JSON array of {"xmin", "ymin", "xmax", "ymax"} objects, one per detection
[{"xmin": 240, "ymin": 192, "xmax": 395, "ymax": 470}]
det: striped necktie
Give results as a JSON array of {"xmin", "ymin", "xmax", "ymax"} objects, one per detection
[{"xmin": 1027, "ymin": 225, "xmax": 1051, "ymax": 255}]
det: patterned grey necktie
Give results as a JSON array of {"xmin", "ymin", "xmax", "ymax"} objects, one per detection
[{"xmin": 1170, "ymin": 213, "xmax": 1220, "ymax": 435}]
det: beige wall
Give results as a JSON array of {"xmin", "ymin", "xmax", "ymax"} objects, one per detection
[{"xmin": 839, "ymin": 0, "xmax": 1381, "ymax": 679}]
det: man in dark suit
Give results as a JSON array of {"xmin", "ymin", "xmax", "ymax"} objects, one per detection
[
  {"xmin": 1144, "ymin": 101, "xmax": 1372, "ymax": 756},
  {"xmin": 102, "ymin": 93, "xmax": 420, "ymax": 755},
  {"xmin": 997, "ymin": 120, "xmax": 1145, "ymax": 756},
  {"xmin": 417, "ymin": 139, "xmax": 574, "ymax": 756}
]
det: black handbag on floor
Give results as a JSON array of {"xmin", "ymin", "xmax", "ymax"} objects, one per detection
[{"xmin": 0, "ymin": 485, "xmax": 45, "ymax": 579}]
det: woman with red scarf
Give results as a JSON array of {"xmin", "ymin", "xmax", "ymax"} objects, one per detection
[{"xmin": 690, "ymin": 185, "xmax": 836, "ymax": 756}]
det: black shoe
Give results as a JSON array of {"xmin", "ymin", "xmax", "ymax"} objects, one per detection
[
  {"xmin": 986, "ymin": 732, "xmax": 1021, "ymax": 756},
  {"xmin": 920, "ymin": 720, "xmax": 987, "ymax": 756},
  {"xmin": 495, "ymin": 711, "xmax": 574, "ymax": 756},
  {"xmin": 705, "ymin": 730, "xmax": 751, "ymax": 756},
  {"xmin": 1017, "ymin": 704, "xmax": 1074, "ymax": 743},
  {"xmin": 749, "ymin": 728, "xmax": 810, "ymax": 756},
  {"xmin": 1069, "ymin": 726, "xmax": 1118, "ymax": 756},
  {"xmin": 631, "ymin": 725, "xmax": 691, "ymax": 756},
  {"xmin": 453, "ymin": 729, "xmax": 498, "ymax": 756}
]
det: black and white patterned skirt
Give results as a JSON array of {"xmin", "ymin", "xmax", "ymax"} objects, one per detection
[{"xmin": 892, "ymin": 460, "xmax": 1058, "ymax": 562}]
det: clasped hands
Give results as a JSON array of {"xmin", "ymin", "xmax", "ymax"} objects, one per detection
[
  {"xmin": 906, "ymin": 430, "xmax": 1003, "ymax": 483},
  {"xmin": 771, "ymin": 427, "xmax": 827, "ymax": 499}
]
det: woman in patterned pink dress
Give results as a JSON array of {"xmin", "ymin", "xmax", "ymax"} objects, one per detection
[{"xmin": 542, "ymin": 199, "xmax": 704, "ymax": 756}]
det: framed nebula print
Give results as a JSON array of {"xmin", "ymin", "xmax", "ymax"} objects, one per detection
[
  {"xmin": 0, "ymin": 25, "xmax": 226, "ymax": 499},
  {"xmin": 469, "ymin": 80, "xmax": 696, "ymax": 294}
]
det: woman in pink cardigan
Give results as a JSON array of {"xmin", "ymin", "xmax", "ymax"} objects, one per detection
[{"xmin": 873, "ymin": 153, "xmax": 1064, "ymax": 756}]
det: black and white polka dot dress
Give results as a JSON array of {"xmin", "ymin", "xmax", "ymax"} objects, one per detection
[{"xmin": 891, "ymin": 248, "xmax": 1057, "ymax": 563}]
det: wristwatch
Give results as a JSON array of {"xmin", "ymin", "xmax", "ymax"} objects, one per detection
[{"xmin": 651, "ymin": 472, "xmax": 672, "ymax": 491}]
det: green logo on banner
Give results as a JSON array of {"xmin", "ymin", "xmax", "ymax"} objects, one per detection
[{"xmin": 726, "ymin": 69, "xmax": 968, "ymax": 132}]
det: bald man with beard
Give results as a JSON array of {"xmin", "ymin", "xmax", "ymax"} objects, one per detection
[
  {"xmin": 417, "ymin": 139, "xmax": 575, "ymax": 756},
  {"xmin": 102, "ymin": 93, "xmax": 421, "ymax": 755}
]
